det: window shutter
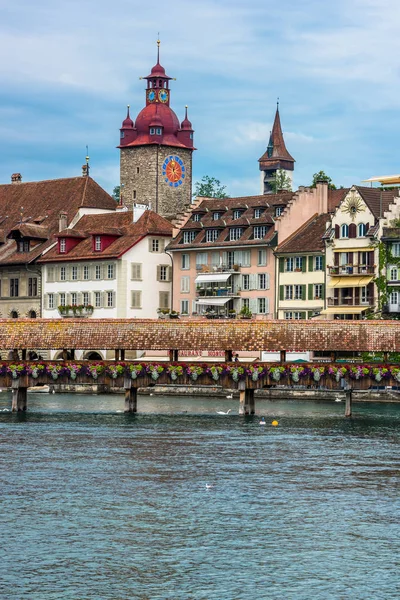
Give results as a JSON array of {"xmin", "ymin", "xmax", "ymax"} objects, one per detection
[
  {"xmin": 365, "ymin": 222, "xmax": 369, "ymax": 234},
  {"xmin": 321, "ymin": 255, "xmax": 325, "ymax": 270},
  {"xmin": 335, "ymin": 224, "xmax": 340, "ymax": 238},
  {"xmin": 334, "ymin": 253, "xmax": 339, "ymax": 266},
  {"xmin": 265, "ymin": 273, "xmax": 270, "ymax": 289},
  {"xmin": 160, "ymin": 239, "xmax": 165, "ymax": 252},
  {"xmin": 250, "ymin": 274, "xmax": 257, "ymax": 290},
  {"xmin": 279, "ymin": 285, "xmax": 284, "ymax": 301},
  {"xmin": 300, "ymin": 312, "xmax": 306, "ymax": 319},
  {"xmin": 156, "ymin": 265, "xmax": 161, "ymax": 282},
  {"xmin": 301, "ymin": 285, "xmax": 306, "ymax": 300},
  {"xmin": 279, "ymin": 257, "xmax": 284, "ymax": 273},
  {"xmin": 148, "ymin": 238, "xmax": 153, "ymax": 252},
  {"xmin": 302, "ymin": 256, "xmax": 307, "ymax": 272},
  {"xmin": 77, "ymin": 293, "xmax": 82, "ymax": 305},
  {"xmin": 265, "ymin": 297, "xmax": 270, "ymax": 314},
  {"xmin": 308, "ymin": 283, "xmax": 313, "ymax": 300},
  {"xmin": 348, "ymin": 252, "xmax": 353, "ymax": 265},
  {"xmin": 131, "ymin": 291, "xmax": 141, "ymax": 308},
  {"xmin": 354, "ymin": 288, "xmax": 360, "ymax": 305},
  {"xmin": 321, "ymin": 284, "xmax": 325, "ymax": 300},
  {"xmin": 222, "ymin": 252, "xmax": 227, "ymax": 267},
  {"xmin": 368, "ymin": 251, "xmax": 374, "ymax": 266},
  {"xmin": 249, "ymin": 298, "xmax": 257, "ymax": 314},
  {"xmin": 308, "ymin": 256, "xmax": 313, "ymax": 272},
  {"xmin": 349, "ymin": 223, "xmax": 356, "ymax": 238},
  {"xmin": 66, "ymin": 293, "xmax": 71, "ymax": 305}
]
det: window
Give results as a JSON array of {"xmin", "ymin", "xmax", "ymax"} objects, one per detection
[
  {"xmin": 258, "ymin": 249, "xmax": 267, "ymax": 266},
  {"xmin": 59, "ymin": 293, "xmax": 66, "ymax": 306},
  {"xmin": 180, "ymin": 300, "xmax": 189, "ymax": 314},
  {"xmin": 28, "ymin": 277, "xmax": 37, "ymax": 297},
  {"xmin": 48, "ymin": 293, "xmax": 54, "ymax": 309},
  {"xmin": 71, "ymin": 292, "xmax": 77, "ymax": 305},
  {"xmin": 258, "ymin": 298, "xmax": 267, "ymax": 314},
  {"xmin": 229, "ymin": 228, "xmax": 243, "ymax": 241},
  {"xmin": 275, "ymin": 206, "xmax": 283, "ymax": 217},
  {"xmin": 390, "ymin": 291, "xmax": 399, "ymax": 305},
  {"xmin": 136, "ymin": 167, "xmax": 140, "ymax": 174},
  {"xmin": 107, "ymin": 264, "xmax": 115, "ymax": 279},
  {"xmin": 295, "ymin": 256, "xmax": 303, "ymax": 270},
  {"xmin": 242, "ymin": 298, "xmax": 250, "ymax": 309},
  {"xmin": 284, "ymin": 312, "xmax": 293, "ymax": 320},
  {"xmin": 232, "ymin": 209, "xmax": 242, "ymax": 220},
  {"xmin": 285, "ymin": 285, "xmax": 293, "ymax": 300},
  {"xmin": 294, "ymin": 285, "xmax": 303, "ymax": 300},
  {"xmin": 358, "ymin": 223, "xmax": 367, "ymax": 237},
  {"xmin": 390, "ymin": 267, "xmax": 398, "ymax": 281},
  {"xmin": 156, "ymin": 128, "xmax": 162, "ymax": 135},
  {"xmin": 206, "ymin": 229, "xmax": 220, "ymax": 242},
  {"xmin": 314, "ymin": 284, "xmax": 322, "ymax": 299},
  {"xmin": 95, "ymin": 236, "xmax": 102, "ymax": 251},
  {"xmin": 242, "ymin": 274, "xmax": 250, "ymax": 290},
  {"xmin": 183, "ymin": 231, "xmax": 197, "ymax": 244},
  {"xmin": 315, "ymin": 256, "xmax": 323, "ymax": 271},
  {"xmin": 60, "ymin": 266, "xmax": 66, "ymax": 281},
  {"xmin": 83, "ymin": 265, "xmax": 89, "ymax": 280},
  {"xmin": 190, "ymin": 132, "xmax": 194, "ymax": 139},
  {"xmin": 131, "ymin": 263, "xmax": 142, "ymax": 280},
  {"xmin": 94, "ymin": 291, "xmax": 102, "ymax": 308},
  {"xmin": 285, "ymin": 257, "xmax": 294, "ymax": 272},
  {"xmin": 254, "ymin": 208, "xmax": 263, "ymax": 218},
  {"xmin": 82, "ymin": 292, "xmax": 90, "ymax": 306},
  {"xmin": 158, "ymin": 265, "xmax": 169, "ymax": 281},
  {"xmin": 181, "ymin": 276, "xmax": 190, "ymax": 292},
  {"xmin": 340, "ymin": 252, "xmax": 348, "ymax": 266},
  {"xmin": 95, "ymin": 265, "xmax": 102, "ymax": 280},
  {"xmin": 133, "ymin": 191, "xmax": 137, "ymax": 199},
  {"xmin": 10, "ymin": 278, "xmax": 19, "ymax": 297},
  {"xmin": 159, "ymin": 291, "xmax": 170, "ymax": 309},
  {"xmin": 106, "ymin": 291, "xmax": 114, "ymax": 308},
  {"xmin": 340, "ymin": 224, "xmax": 349, "ymax": 238},
  {"xmin": 213, "ymin": 212, "xmax": 221, "ymax": 221},
  {"xmin": 285, "ymin": 312, "xmax": 302, "ymax": 320},
  {"xmin": 181, "ymin": 254, "xmax": 190, "ymax": 269},
  {"xmin": 131, "ymin": 290, "xmax": 142, "ymax": 308},
  {"xmin": 258, "ymin": 273, "xmax": 267, "ymax": 290},
  {"xmin": 18, "ymin": 240, "xmax": 30, "ymax": 252},
  {"xmin": 254, "ymin": 226, "xmax": 267, "ymax": 239},
  {"xmin": 193, "ymin": 214, "xmax": 201, "ymax": 222},
  {"xmin": 150, "ymin": 127, "xmax": 155, "ymax": 135},
  {"xmin": 392, "ymin": 243, "xmax": 400, "ymax": 257},
  {"xmin": 196, "ymin": 253, "xmax": 208, "ymax": 268},
  {"xmin": 71, "ymin": 266, "xmax": 78, "ymax": 281},
  {"xmin": 59, "ymin": 238, "xmax": 66, "ymax": 253},
  {"xmin": 47, "ymin": 267, "xmax": 55, "ymax": 282}
]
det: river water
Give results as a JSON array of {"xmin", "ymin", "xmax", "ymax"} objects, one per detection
[{"xmin": 0, "ymin": 392, "xmax": 399, "ymax": 599}]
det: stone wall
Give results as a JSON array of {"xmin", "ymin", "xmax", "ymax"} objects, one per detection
[{"xmin": 120, "ymin": 145, "xmax": 193, "ymax": 219}]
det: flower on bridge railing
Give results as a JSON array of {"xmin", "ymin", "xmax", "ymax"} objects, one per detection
[
  {"xmin": 106, "ymin": 364, "xmax": 125, "ymax": 379},
  {"xmin": 328, "ymin": 366, "xmax": 348, "ymax": 382},
  {"xmin": 47, "ymin": 363, "xmax": 64, "ymax": 380},
  {"xmin": 126, "ymin": 364, "xmax": 144, "ymax": 380},
  {"xmin": 248, "ymin": 365, "xmax": 266, "ymax": 382},
  {"xmin": 31, "ymin": 363, "xmax": 46, "ymax": 379},
  {"xmin": 371, "ymin": 366, "xmax": 390, "ymax": 382},
  {"xmin": 390, "ymin": 366, "xmax": 400, "ymax": 382},
  {"xmin": 311, "ymin": 365, "xmax": 326, "ymax": 382},
  {"xmin": 8, "ymin": 363, "xmax": 30, "ymax": 379},
  {"xmin": 348, "ymin": 365, "xmax": 370, "ymax": 380},
  {"xmin": 228, "ymin": 365, "xmax": 245, "ymax": 382},
  {"xmin": 87, "ymin": 363, "xmax": 105, "ymax": 380},
  {"xmin": 289, "ymin": 365, "xmax": 309, "ymax": 383},
  {"xmin": 268, "ymin": 365, "xmax": 286, "ymax": 381},
  {"xmin": 147, "ymin": 364, "xmax": 165, "ymax": 381},
  {"xmin": 64, "ymin": 364, "xmax": 83, "ymax": 380},
  {"xmin": 209, "ymin": 365, "xmax": 223, "ymax": 381},
  {"xmin": 187, "ymin": 365, "xmax": 204, "ymax": 381},
  {"xmin": 167, "ymin": 364, "xmax": 184, "ymax": 381}
]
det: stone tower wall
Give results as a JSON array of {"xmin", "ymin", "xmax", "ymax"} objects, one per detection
[{"xmin": 120, "ymin": 146, "xmax": 193, "ymax": 219}]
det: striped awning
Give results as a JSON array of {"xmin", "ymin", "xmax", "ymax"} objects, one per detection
[
  {"xmin": 196, "ymin": 298, "xmax": 231, "ymax": 306},
  {"xmin": 320, "ymin": 307, "xmax": 368, "ymax": 315},
  {"xmin": 195, "ymin": 273, "xmax": 231, "ymax": 283},
  {"xmin": 329, "ymin": 276, "xmax": 373, "ymax": 288}
]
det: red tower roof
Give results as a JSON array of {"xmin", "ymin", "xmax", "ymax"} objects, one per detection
[
  {"xmin": 181, "ymin": 106, "xmax": 193, "ymax": 130},
  {"xmin": 121, "ymin": 105, "xmax": 134, "ymax": 129},
  {"xmin": 259, "ymin": 106, "xmax": 295, "ymax": 171}
]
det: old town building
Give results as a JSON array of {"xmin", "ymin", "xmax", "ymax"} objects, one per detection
[
  {"xmin": 258, "ymin": 105, "xmax": 295, "ymax": 194},
  {"xmin": 118, "ymin": 41, "xmax": 194, "ymax": 219}
]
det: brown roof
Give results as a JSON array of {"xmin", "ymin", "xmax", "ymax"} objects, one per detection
[
  {"xmin": 0, "ymin": 176, "xmax": 116, "ymax": 265},
  {"xmin": 276, "ymin": 213, "xmax": 330, "ymax": 253},
  {"xmin": 8, "ymin": 223, "xmax": 49, "ymax": 240},
  {"xmin": 382, "ymin": 227, "xmax": 400, "ymax": 240},
  {"xmin": 39, "ymin": 209, "xmax": 173, "ymax": 262},
  {"xmin": 258, "ymin": 108, "xmax": 295, "ymax": 167},
  {"xmin": 167, "ymin": 193, "xmax": 294, "ymax": 250},
  {"xmin": 356, "ymin": 186, "xmax": 399, "ymax": 218},
  {"xmin": 328, "ymin": 188, "xmax": 349, "ymax": 211}
]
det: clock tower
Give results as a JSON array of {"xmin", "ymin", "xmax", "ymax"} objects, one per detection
[{"xmin": 118, "ymin": 41, "xmax": 195, "ymax": 219}]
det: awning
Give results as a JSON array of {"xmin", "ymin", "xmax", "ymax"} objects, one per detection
[
  {"xmin": 363, "ymin": 175, "xmax": 400, "ymax": 185},
  {"xmin": 329, "ymin": 276, "xmax": 373, "ymax": 288},
  {"xmin": 333, "ymin": 247, "xmax": 374, "ymax": 253},
  {"xmin": 197, "ymin": 298, "xmax": 231, "ymax": 306},
  {"xmin": 195, "ymin": 273, "xmax": 231, "ymax": 283},
  {"xmin": 320, "ymin": 307, "xmax": 368, "ymax": 315}
]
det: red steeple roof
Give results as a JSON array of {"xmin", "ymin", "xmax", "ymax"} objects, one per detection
[{"xmin": 259, "ymin": 106, "xmax": 295, "ymax": 171}]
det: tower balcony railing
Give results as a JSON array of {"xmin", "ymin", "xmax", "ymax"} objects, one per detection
[{"xmin": 328, "ymin": 265, "xmax": 375, "ymax": 276}]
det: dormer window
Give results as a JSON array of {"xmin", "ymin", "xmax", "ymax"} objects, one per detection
[
  {"xmin": 156, "ymin": 127, "xmax": 162, "ymax": 135},
  {"xmin": 95, "ymin": 236, "xmax": 102, "ymax": 251},
  {"xmin": 275, "ymin": 206, "xmax": 284, "ymax": 217},
  {"xmin": 229, "ymin": 227, "xmax": 243, "ymax": 241},
  {"xmin": 59, "ymin": 238, "xmax": 66, "ymax": 253},
  {"xmin": 254, "ymin": 208, "xmax": 263, "ymax": 219},
  {"xmin": 193, "ymin": 213, "xmax": 201, "ymax": 222},
  {"xmin": 233, "ymin": 209, "xmax": 243, "ymax": 220},
  {"xmin": 150, "ymin": 128, "xmax": 155, "ymax": 135},
  {"xmin": 213, "ymin": 212, "xmax": 221, "ymax": 221},
  {"xmin": 205, "ymin": 229, "xmax": 220, "ymax": 242},
  {"xmin": 183, "ymin": 231, "xmax": 197, "ymax": 244},
  {"xmin": 18, "ymin": 240, "xmax": 30, "ymax": 252},
  {"xmin": 253, "ymin": 226, "xmax": 267, "ymax": 239}
]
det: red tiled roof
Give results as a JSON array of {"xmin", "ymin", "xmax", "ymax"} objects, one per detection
[
  {"xmin": 276, "ymin": 213, "xmax": 330, "ymax": 253},
  {"xmin": 356, "ymin": 186, "xmax": 399, "ymax": 218},
  {"xmin": 328, "ymin": 188, "xmax": 349, "ymax": 211},
  {"xmin": 8, "ymin": 223, "xmax": 49, "ymax": 240},
  {"xmin": 39, "ymin": 209, "xmax": 173, "ymax": 262},
  {"xmin": 259, "ymin": 108, "xmax": 295, "ymax": 166}
]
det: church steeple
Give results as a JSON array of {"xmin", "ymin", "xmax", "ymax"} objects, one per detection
[{"xmin": 259, "ymin": 104, "xmax": 295, "ymax": 194}]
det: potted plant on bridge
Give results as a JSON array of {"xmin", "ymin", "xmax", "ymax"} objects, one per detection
[
  {"xmin": 239, "ymin": 306, "xmax": 252, "ymax": 319},
  {"xmin": 228, "ymin": 309, "xmax": 236, "ymax": 319},
  {"xmin": 169, "ymin": 310, "xmax": 180, "ymax": 319}
]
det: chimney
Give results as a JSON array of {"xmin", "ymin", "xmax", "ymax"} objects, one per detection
[
  {"xmin": 59, "ymin": 211, "xmax": 68, "ymax": 232},
  {"xmin": 315, "ymin": 180, "xmax": 328, "ymax": 213},
  {"xmin": 133, "ymin": 203, "xmax": 148, "ymax": 222},
  {"xmin": 11, "ymin": 173, "xmax": 22, "ymax": 184}
]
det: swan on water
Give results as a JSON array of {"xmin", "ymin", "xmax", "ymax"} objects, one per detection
[
  {"xmin": 226, "ymin": 394, "xmax": 233, "ymax": 399},
  {"xmin": 205, "ymin": 484, "xmax": 214, "ymax": 489},
  {"xmin": 216, "ymin": 409, "xmax": 231, "ymax": 415}
]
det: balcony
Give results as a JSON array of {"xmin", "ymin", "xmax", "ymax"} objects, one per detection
[
  {"xmin": 196, "ymin": 264, "xmax": 241, "ymax": 273},
  {"xmin": 328, "ymin": 265, "xmax": 375, "ymax": 276},
  {"xmin": 327, "ymin": 297, "xmax": 374, "ymax": 307},
  {"xmin": 196, "ymin": 286, "xmax": 239, "ymax": 298}
]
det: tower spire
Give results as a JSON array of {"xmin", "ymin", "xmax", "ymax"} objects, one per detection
[{"xmin": 157, "ymin": 35, "xmax": 160, "ymax": 64}]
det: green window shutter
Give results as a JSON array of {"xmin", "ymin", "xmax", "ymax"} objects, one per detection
[
  {"xmin": 321, "ymin": 284, "xmax": 325, "ymax": 300},
  {"xmin": 302, "ymin": 256, "xmax": 307, "ymax": 272},
  {"xmin": 308, "ymin": 283, "xmax": 313, "ymax": 300},
  {"xmin": 279, "ymin": 257, "xmax": 284, "ymax": 273},
  {"xmin": 307, "ymin": 311, "xmax": 313, "ymax": 319},
  {"xmin": 300, "ymin": 312, "xmax": 306, "ymax": 319},
  {"xmin": 301, "ymin": 285, "xmax": 306, "ymax": 300},
  {"xmin": 308, "ymin": 256, "xmax": 313, "ymax": 271},
  {"xmin": 279, "ymin": 285, "xmax": 284, "ymax": 301},
  {"xmin": 321, "ymin": 255, "xmax": 325, "ymax": 270}
]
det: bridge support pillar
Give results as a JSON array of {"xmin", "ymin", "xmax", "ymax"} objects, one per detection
[
  {"xmin": 11, "ymin": 380, "xmax": 27, "ymax": 412},
  {"xmin": 71, "ymin": 349, "xmax": 75, "ymax": 360},
  {"xmin": 169, "ymin": 349, "xmax": 179, "ymax": 362},
  {"xmin": 124, "ymin": 378, "xmax": 137, "ymax": 413},
  {"xmin": 225, "ymin": 350, "xmax": 233, "ymax": 362},
  {"xmin": 280, "ymin": 351, "xmax": 286, "ymax": 364},
  {"xmin": 345, "ymin": 389, "xmax": 352, "ymax": 417},
  {"xmin": 239, "ymin": 386, "xmax": 255, "ymax": 415}
]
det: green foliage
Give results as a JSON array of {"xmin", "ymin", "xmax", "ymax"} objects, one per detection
[
  {"xmin": 310, "ymin": 170, "xmax": 337, "ymax": 190},
  {"xmin": 112, "ymin": 186, "xmax": 120, "ymax": 203},
  {"xmin": 270, "ymin": 169, "xmax": 292, "ymax": 193},
  {"xmin": 193, "ymin": 176, "xmax": 229, "ymax": 198}
]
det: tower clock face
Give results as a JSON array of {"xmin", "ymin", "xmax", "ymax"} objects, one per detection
[
  {"xmin": 158, "ymin": 89, "xmax": 169, "ymax": 103},
  {"xmin": 147, "ymin": 90, "xmax": 156, "ymax": 102},
  {"xmin": 162, "ymin": 155, "xmax": 185, "ymax": 187}
]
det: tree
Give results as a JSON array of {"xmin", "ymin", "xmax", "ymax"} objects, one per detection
[
  {"xmin": 270, "ymin": 169, "xmax": 292, "ymax": 193},
  {"xmin": 112, "ymin": 186, "xmax": 120, "ymax": 203},
  {"xmin": 193, "ymin": 176, "xmax": 229, "ymax": 198},
  {"xmin": 311, "ymin": 170, "xmax": 336, "ymax": 190}
]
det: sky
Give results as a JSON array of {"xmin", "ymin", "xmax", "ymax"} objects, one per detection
[{"xmin": 1, "ymin": 0, "xmax": 400, "ymax": 198}]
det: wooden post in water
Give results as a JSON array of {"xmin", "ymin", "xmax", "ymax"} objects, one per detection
[
  {"xmin": 11, "ymin": 380, "xmax": 27, "ymax": 412},
  {"xmin": 345, "ymin": 389, "xmax": 352, "ymax": 417},
  {"xmin": 239, "ymin": 382, "xmax": 255, "ymax": 415},
  {"xmin": 124, "ymin": 377, "xmax": 137, "ymax": 413}
]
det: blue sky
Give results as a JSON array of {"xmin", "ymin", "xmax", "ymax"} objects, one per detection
[{"xmin": 1, "ymin": 0, "xmax": 400, "ymax": 197}]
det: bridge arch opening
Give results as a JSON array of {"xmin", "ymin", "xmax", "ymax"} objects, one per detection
[{"xmin": 83, "ymin": 351, "xmax": 104, "ymax": 361}]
